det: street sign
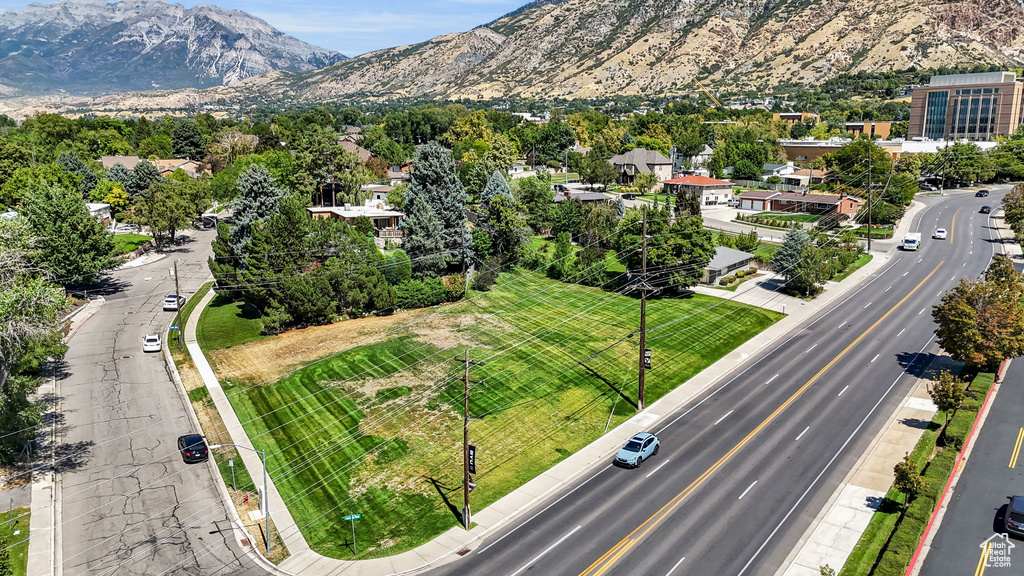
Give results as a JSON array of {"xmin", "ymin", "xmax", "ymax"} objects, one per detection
[
  {"xmin": 467, "ymin": 476, "xmax": 477, "ymax": 493},
  {"xmin": 342, "ymin": 514, "xmax": 361, "ymax": 521},
  {"xmin": 468, "ymin": 445, "xmax": 477, "ymax": 474},
  {"xmin": 644, "ymin": 349, "xmax": 652, "ymax": 370},
  {"xmin": 170, "ymin": 325, "xmax": 180, "ymax": 330}
]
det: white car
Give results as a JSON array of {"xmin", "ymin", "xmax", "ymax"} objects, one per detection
[
  {"xmin": 163, "ymin": 295, "xmax": 185, "ymax": 311},
  {"xmin": 933, "ymin": 228, "xmax": 947, "ymax": 240},
  {"xmin": 142, "ymin": 333, "xmax": 162, "ymax": 353}
]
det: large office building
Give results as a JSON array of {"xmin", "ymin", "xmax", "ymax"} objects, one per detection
[{"xmin": 909, "ymin": 72, "xmax": 1024, "ymax": 140}]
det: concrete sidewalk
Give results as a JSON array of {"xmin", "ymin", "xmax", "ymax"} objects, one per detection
[{"xmin": 180, "ymin": 234, "xmax": 893, "ymax": 575}]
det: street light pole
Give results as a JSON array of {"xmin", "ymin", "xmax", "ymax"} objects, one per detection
[{"xmin": 209, "ymin": 443, "xmax": 270, "ymax": 555}]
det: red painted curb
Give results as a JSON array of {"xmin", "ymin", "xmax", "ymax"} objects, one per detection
[{"xmin": 903, "ymin": 358, "xmax": 1010, "ymax": 576}]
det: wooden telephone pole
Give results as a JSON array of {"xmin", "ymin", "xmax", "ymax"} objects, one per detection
[
  {"xmin": 457, "ymin": 349, "xmax": 482, "ymax": 529},
  {"xmin": 638, "ymin": 206, "xmax": 650, "ymax": 410}
]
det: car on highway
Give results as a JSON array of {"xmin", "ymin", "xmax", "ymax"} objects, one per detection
[
  {"xmin": 163, "ymin": 294, "xmax": 185, "ymax": 311},
  {"xmin": 614, "ymin": 432, "xmax": 660, "ymax": 468},
  {"xmin": 142, "ymin": 333, "xmax": 161, "ymax": 353},
  {"xmin": 177, "ymin": 434, "xmax": 209, "ymax": 464},
  {"xmin": 980, "ymin": 205, "xmax": 992, "ymax": 214},
  {"xmin": 933, "ymin": 228, "xmax": 947, "ymax": 240},
  {"xmin": 1005, "ymin": 496, "xmax": 1024, "ymax": 537},
  {"xmin": 976, "ymin": 189, "xmax": 990, "ymax": 197}
]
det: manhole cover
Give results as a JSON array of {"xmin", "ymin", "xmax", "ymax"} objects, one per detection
[{"xmin": 240, "ymin": 538, "xmax": 250, "ymax": 547}]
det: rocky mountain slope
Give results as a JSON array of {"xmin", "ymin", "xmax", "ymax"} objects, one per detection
[
  {"xmin": 2, "ymin": 0, "xmax": 1023, "ymax": 114},
  {"xmin": 0, "ymin": 0, "xmax": 343, "ymax": 95}
]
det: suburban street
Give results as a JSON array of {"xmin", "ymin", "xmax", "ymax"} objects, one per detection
[
  {"xmin": 919, "ymin": 355, "xmax": 1024, "ymax": 575},
  {"xmin": 428, "ymin": 186, "xmax": 1011, "ymax": 576},
  {"xmin": 54, "ymin": 228, "xmax": 264, "ymax": 576}
]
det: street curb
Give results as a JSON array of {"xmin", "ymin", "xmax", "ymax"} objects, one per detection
[
  {"xmin": 161, "ymin": 303, "xmax": 291, "ymax": 576},
  {"xmin": 904, "ymin": 359, "xmax": 1010, "ymax": 576}
]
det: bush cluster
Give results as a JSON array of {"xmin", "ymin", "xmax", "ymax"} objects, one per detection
[{"xmin": 736, "ymin": 213, "xmax": 801, "ymax": 229}]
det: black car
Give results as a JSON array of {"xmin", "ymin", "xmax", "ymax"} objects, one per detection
[
  {"xmin": 1006, "ymin": 496, "xmax": 1024, "ymax": 537},
  {"xmin": 981, "ymin": 205, "xmax": 993, "ymax": 214},
  {"xmin": 177, "ymin": 434, "xmax": 209, "ymax": 464},
  {"xmin": 976, "ymin": 190, "xmax": 990, "ymax": 197},
  {"xmin": 553, "ymin": 184, "xmax": 569, "ymax": 193},
  {"xmin": 621, "ymin": 193, "xmax": 636, "ymax": 200}
]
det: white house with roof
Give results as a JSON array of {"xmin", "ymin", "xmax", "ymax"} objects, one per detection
[
  {"xmin": 307, "ymin": 200, "xmax": 404, "ymax": 243},
  {"xmin": 609, "ymin": 148, "xmax": 672, "ymax": 185}
]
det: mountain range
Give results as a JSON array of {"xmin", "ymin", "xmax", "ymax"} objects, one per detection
[
  {"xmin": 0, "ymin": 0, "xmax": 343, "ymax": 96},
  {"xmin": 1, "ymin": 0, "xmax": 1023, "ymax": 116}
]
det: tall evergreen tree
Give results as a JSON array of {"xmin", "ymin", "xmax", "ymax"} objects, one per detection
[
  {"xmin": 57, "ymin": 152, "xmax": 97, "ymax": 196},
  {"xmin": 105, "ymin": 162, "xmax": 131, "ymax": 187},
  {"xmin": 616, "ymin": 196, "xmax": 626, "ymax": 219},
  {"xmin": 20, "ymin": 183, "xmax": 117, "ymax": 285},
  {"xmin": 480, "ymin": 170, "xmax": 513, "ymax": 206},
  {"xmin": 772, "ymin": 229, "xmax": 812, "ymax": 281},
  {"xmin": 401, "ymin": 194, "xmax": 446, "ymax": 278},
  {"xmin": 229, "ymin": 165, "xmax": 286, "ymax": 262},
  {"xmin": 406, "ymin": 142, "xmax": 472, "ymax": 269},
  {"xmin": 172, "ymin": 119, "xmax": 207, "ymax": 160},
  {"xmin": 126, "ymin": 160, "xmax": 162, "ymax": 201}
]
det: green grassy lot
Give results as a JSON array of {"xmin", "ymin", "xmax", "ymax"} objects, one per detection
[
  {"xmin": 112, "ymin": 233, "xmax": 151, "ymax": 254},
  {"xmin": 549, "ymin": 172, "xmax": 580, "ymax": 184},
  {"xmin": 197, "ymin": 295, "xmax": 267, "ymax": 351},
  {"xmin": 831, "ymin": 253, "xmax": 873, "ymax": 284},
  {"xmin": 762, "ymin": 212, "xmax": 821, "ymax": 223},
  {"xmin": 0, "ymin": 506, "xmax": 30, "ymax": 576},
  {"xmin": 224, "ymin": 270, "xmax": 782, "ymax": 559},
  {"xmin": 168, "ymin": 283, "xmax": 212, "ymax": 356}
]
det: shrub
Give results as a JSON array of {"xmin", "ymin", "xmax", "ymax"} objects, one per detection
[
  {"xmin": 747, "ymin": 266, "xmax": 757, "ymax": 274},
  {"xmin": 943, "ymin": 408, "xmax": 975, "ymax": 450},
  {"xmin": 719, "ymin": 277, "xmax": 730, "ymax": 286},
  {"xmin": 472, "ymin": 257, "xmax": 501, "ymax": 291},
  {"xmin": 395, "ymin": 278, "xmax": 448, "ymax": 309},
  {"xmin": 735, "ymin": 270, "xmax": 745, "ymax": 279},
  {"xmin": 442, "ymin": 273, "xmax": 467, "ymax": 302}
]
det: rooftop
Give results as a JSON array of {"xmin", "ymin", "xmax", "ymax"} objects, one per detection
[
  {"xmin": 662, "ymin": 175, "xmax": 733, "ymax": 186},
  {"xmin": 929, "ymin": 71, "xmax": 1018, "ymax": 87}
]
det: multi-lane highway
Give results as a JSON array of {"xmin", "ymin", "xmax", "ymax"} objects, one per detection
[
  {"xmin": 54, "ymin": 229, "xmax": 263, "ymax": 576},
  {"xmin": 430, "ymin": 186, "xmax": 1010, "ymax": 576}
]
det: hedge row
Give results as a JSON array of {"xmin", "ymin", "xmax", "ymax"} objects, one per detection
[
  {"xmin": 852, "ymin": 228, "xmax": 895, "ymax": 239},
  {"xmin": 869, "ymin": 374, "xmax": 993, "ymax": 576}
]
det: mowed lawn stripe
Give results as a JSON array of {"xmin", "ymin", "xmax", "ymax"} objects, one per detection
[{"xmin": 216, "ymin": 270, "xmax": 781, "ymax": 559}]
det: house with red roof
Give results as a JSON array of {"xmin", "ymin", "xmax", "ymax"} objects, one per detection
[{"xmin": 661, "ymin": 175, "xmax": 735, "ymax": 207}]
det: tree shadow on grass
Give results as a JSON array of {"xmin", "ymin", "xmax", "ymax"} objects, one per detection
[{"xmin": 423, "ymin": 476, "xmax": 464, "ymax": 527}]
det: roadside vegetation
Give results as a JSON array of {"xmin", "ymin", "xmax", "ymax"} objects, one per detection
[
  {"xmin": 0, "ymin": 506, "xmax": 30, "ymax": 576},
  {"xmin": 111, "ymin": 232, "xmax": 151, "ymax": 254}
]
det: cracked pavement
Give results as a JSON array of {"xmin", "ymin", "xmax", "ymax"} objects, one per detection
[{"xmin": 56, "ymin": 230, "xmax": 266, "ymax": 576}]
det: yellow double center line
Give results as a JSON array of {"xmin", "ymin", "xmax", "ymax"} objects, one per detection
[
  {"xmin": 1009, "ymin": 428, "xmax": 1024, "ymax": 468},
  {"xmin": 949, "ymin": 206, "xmax": 962, "ymax": 243},
  {"xmin": 578, "ymin": 261, "xmax": 945, "ymax": 576},
  {"xmin": 975, "ymin": 541, "xmax": 991, "ymax": 576}
]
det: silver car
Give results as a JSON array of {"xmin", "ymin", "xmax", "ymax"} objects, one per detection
[
  {"xmin": 163, "ymin": 295, "xmax": 185, "ymax": 311},
  {"xmin": 142, "ymin": 333, "xmax": 162, "ymax": 353}
]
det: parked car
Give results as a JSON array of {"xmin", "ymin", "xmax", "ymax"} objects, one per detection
[
  {"xmin": 933, "ymin": 229, "xmax": 947, "ymax": 240},
  {"xmin": 163, "ymin": 294, "xmax": 185, "ymax": 311},
  {"xmin": 1006, "ymin": 495, "xmax": 1024, "ymax": 537},
  {"xmin": 614, "ymin": 432, "xmax": 660, "ymax": 468},
  {"xmin": 976, "ymin": 189, "xmax": 990, "ymax": 197},
  {"xmin": 142, "ymin": 333, "xmax": 162, "ymax": 353},
  {"xmin": 980, "ymin": 205, "xmax": 993, "ymax": 214},
  {"xmin": 553, "ymin": 184, "xmax": 569, "ymax": 193},
  {"xmin": 919, "ymin": 183, "xmax": 938, "ymax": 191},
  {"xmin": 177, "ymin": 434, "xmax": 209, "ymax": 464},
  {"xmin": 114, "ymin": 224, "xmax": 140, "ymax": 234},
  {"xmin": 621, "ymin": 193, "xmax": 636, "ymax": 200}
]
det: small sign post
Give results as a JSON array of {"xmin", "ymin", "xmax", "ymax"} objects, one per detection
[
  {"xmin": 468, "ymin": 445, "xmax": 477, "ymax": 474},
  {"xmin": 228, "ymin": 459, "xmax": 235, "ymax": 491},
  {"xmin": 644, "ymin": 349, "xmax": 652, "ymax": 370},
  {"xmin": 342, "ymin": 514, "xmax": 362, "ymax": 554}
]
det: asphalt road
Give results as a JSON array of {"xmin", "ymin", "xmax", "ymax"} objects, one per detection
[
  {"xmin": 919, "ymin": 353, "xmax": 1024, "ymax": 575},
  {"xmin": 55, "ymin": 229, "xmax": 264, "ymax": 576},
  {"xmin": 429, "ymin": 186, "xmax": 1011, "ymax": 576}
]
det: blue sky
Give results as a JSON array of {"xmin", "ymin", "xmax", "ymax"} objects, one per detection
[{"xmin": 0, "ymin": 0, "xmax": 527, "ymax": 57}]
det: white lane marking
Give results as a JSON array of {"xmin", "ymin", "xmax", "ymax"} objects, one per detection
[
  {"xmin": 885, "ymin": 286, "xmax": 892, "ymax": 292},
  {"xmin": 903, "ymin": 271, "xmax": 909, "ymax": 277},
  {"xmin": 795, "ymin": 426, "xmax": 810, "ymax": 441},
  {"xmin": 805, "ymin": 343, "xmax": 817, "ymax": 353},
  {"xmin": 871, "ymin": 354, "xmax": 879, "ymax": 363},
  {"xmin": 736, "ymin": 338, "xmax": 936, "ymax": 576},
  {"xmin": 738, "ymin": 480, "xmax": 758, "ymax": 500},
  {"xmin": 666, "ymin": 557, "xmax": 686, "ymax": 576},
  {"xmin": 476, "ymin": 468, "xmax": 605, "ymax": 554},
  {"xmin": 714, "ymin": 410, "xmax": 734, "ymax": 426},
  {"xmin": 863, "ymin": 302, "xmax": 872, "ymax": 309},
  {"xmin": 963, "ymin": 262, "xmax": 966, "ymax": 267},
  {"xmin": 645, "ymin": 459, "xmax": 671, "ymax": 479},
  {"xmin": 937, "ymin": 291, "xmax": 943, "ymax": 297},
  {"xmin": 838, "ymin": 385, "xmax": 850, "ymax": 397},
  {"xmin": 918, "ymin": 308, "xmax": 925, "ymax": 315},
  {"xmin": 950, "ymin": 275, "xmax": 956, "ymax": 281},
  {"xmin": 970, "ymin": 251, "xmax": 973, "ymax": 255},
  {"xmin": 897, "ymin": 328, "xmax": 905, "ymax": 337},
  {"xmin": 509, "ymin": 525, "xmax": 582, "ymax": 576},
  {"xmin": 765, "ymin": 374, "xmax": 779, "ymax": 385}
]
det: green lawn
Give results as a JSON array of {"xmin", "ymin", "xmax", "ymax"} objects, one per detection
[
  {"xmin": 831, "ymin": 253, "xmax": 873, "ymax": 284},
  {"xmin": 112, "ymin": 233, "xmax": 151, "ymax": 254},
  {"xmin": 0, "ymin": 506, "xmax": 30, "ymax": 576},
  {"xmin": 549, "ymin": 172, "xmax": 580, "ymax": 184},
  {"xmin": 762, "ymin": 212, "xmax": 821, "ymax": 223},
  {"xmin": 169, "ymin": 283, "xmax": 213, "ymax": 354},
  {"xmin": 197, "ymin": 295, "xmax": 267, "ymax": 351},
  {"xmin": 223, "ymin": 270, "xmax": 782, "ymax": 559}
]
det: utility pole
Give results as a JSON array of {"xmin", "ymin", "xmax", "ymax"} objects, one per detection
[
  {"xmin": 866, "ymin": 153, "xmax": 873, "ymax": 252},
  {"xmin": 172, "ymin": 259, "xmax": 183, "ymax": 351},
  {"xmin": 458, "ymin": 349, "xmax": 482, "ymax": 529},
  {"xmin": 638, "ymin": 206, "xmax": 648, "ymax": 411}
]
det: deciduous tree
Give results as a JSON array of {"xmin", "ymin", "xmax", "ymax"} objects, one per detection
[
  {"xmin": 893, "ymin": 453, "xmax": 924, "ymax": 509},
  {"xmin": 928, "ymin": 370, "xmax": 966, "ymax": 427}
]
